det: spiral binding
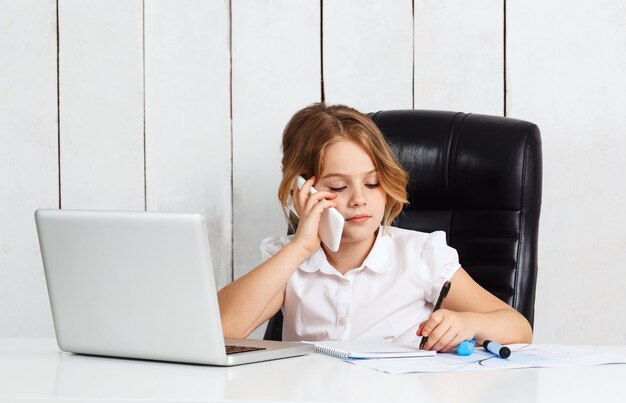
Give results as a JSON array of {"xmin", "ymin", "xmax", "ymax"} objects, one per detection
[{"xmin": 314, "ymin": 345, "xmax": 351, "ymax": 360}]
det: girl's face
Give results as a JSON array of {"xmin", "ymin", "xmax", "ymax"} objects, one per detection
[{"xmin": 315, "ymin": 140, "xmax": 387, "ymax": 247}]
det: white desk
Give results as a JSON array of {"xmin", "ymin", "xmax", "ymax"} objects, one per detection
[{"xmin": 2, "ymin": 338, "xmax": 625, "ymax": 402}]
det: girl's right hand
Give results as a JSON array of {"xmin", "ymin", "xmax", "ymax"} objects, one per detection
[{"xmin": 290, "ymin": 176, "xmax": 338, "ymax": 256}]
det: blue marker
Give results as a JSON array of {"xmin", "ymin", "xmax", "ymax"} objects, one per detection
[
  {"xmin": 457, "ymin": 339, "xmax": 476, "ymax": 356},
  {"xmin": 483, "ymin": 340, "xmax": 511, "ymax": 358}
]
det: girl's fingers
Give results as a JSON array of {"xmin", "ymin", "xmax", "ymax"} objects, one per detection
[
  {"xmin": 302, "ymin": 191, "xmax": 337, "ymax": 216},
  {"xmin": 302, "ymin": 201, "xmax": 338, "ymax": 225},
  {"xmin": 429, "ymin": 326, "xmax": 454, "ymax": 351},
  {"xmin": 420, "ymin": 311, "xmax": 444, "ymax": 337},
  {"xmin": 297, "ymin": 177, "xmax": 316, "ymax": 207},
  {"xmin": 416, "ymin": 322, "xmax": 424, "ymax": 337},
  {"xmin": 418, "ymin": 311, "xmax": 473, "ymax": 352},
  {"xmin": 423, "ymin": 318, "xmax": 451, "ymax": 350},
  {"xmin": 295, "ymin": 177, "xmax": 340, "ymax": 216},
  {"xmin": 433, "ymin": 328, "xmax": 460, "ymax": 352},
  {"xmin": 440, "ymin": 333, "xmax": 465, "ymax": 353},
  {"xmin": 292, "ymin": 178, "xmax": 309, "ymax": 214}
]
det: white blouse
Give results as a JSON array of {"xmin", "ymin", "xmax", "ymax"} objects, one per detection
[{"xmin": 260, "ymin": 226, "xmax": 461, "ymax": 344}]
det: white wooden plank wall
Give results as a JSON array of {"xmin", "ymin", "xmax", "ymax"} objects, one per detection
[
  {"xmin": 231, "ymin": 0, "xmax": 321, "ymax": 283},
  {"xmin": 414, "ymin": 0, "xmax": 503, "ymax": 115},
  {"xmin": 59, "ymin": 0, "xmax": 144, "ymax": 210},
  {"xmin": 0, "ymin": 0, "xmax": 58, "ymax": 336},
  {"xmin": 324, "ymin": 0, "xmax": 413, "ymax": 111},
  {"xmin": 508, "ymin": 0, "xmax": 626, "ymax": 344},
  {"xmin": 144, "ymin": 0, "xmax": 232, "ymax": 289},
  {"xmin": 2, "ymin": 0, "xmax": 626, "ymax": 344}
]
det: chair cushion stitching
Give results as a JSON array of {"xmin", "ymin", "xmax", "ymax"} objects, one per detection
[
  {"xmin": 444, "ymin": 112, "xmax": 464, "ymax": 197},
  {"xmin": 447, "ymin": 113, "xmax": 469, "ymax": 244},
  {"xmin": 514, "ymin": 126, "xmax": 532, "ymax": 311}
]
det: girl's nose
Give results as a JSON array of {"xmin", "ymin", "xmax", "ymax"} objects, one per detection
[{"xmin": 350, "ymin": 188, "xmax": 367, "ymax": 207}]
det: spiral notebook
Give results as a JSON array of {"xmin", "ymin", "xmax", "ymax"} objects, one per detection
[{"xmin": 304, "ymin": 340, "xmax": 436, "ymax": 360}]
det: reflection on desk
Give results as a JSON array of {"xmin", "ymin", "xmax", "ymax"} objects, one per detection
[{"xmin": 1, "ymin": 338, "xmax": 626, "ymax": 402}]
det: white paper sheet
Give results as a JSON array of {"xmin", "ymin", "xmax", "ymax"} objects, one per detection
[{"xmin": 347, "ymin": 344, "xmax": 626, "ymax": 374}]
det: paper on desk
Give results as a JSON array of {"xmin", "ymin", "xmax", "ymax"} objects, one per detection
[
  {"xmin": 348, "ymin": 344, "xmax": 626, "ymax": 375},
  {"xmin": 303, "ymin": 340, "xmax": 436, "ymax": 359}
]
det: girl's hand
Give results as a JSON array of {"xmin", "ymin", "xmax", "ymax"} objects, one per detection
[
  {"xmin": 291, "ymin": 176, "xmax": 338, "ymax": 256},
  {"xmin": 416, "ymin": 309, "xmax": 476, "ymax": 352}
]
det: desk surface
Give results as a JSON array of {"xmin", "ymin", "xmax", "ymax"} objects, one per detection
[{"xmin": 2, "ymin": 338, "xmax": 626, "ymax": 403}]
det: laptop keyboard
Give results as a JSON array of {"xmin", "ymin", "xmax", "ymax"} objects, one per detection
[{"xmin": 225, "ymin": 345, "xmax": 267, "ymax": 355}]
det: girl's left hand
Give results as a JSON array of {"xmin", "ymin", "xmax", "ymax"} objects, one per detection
[{"xmin": 416, "ymin": 309, "xmax": 476, "ymax": 352}]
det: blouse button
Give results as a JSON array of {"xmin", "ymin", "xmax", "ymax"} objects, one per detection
[
  {"xmin": 337, "ymin": 317, "xmax": 347, "ymax": 326},
  {"xmin": 340, "ymin": 279, "xmax": 349, "ymax": 286}
]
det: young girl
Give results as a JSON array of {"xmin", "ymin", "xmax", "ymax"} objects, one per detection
[{"xmin": 218, "ymin": 103, "xmax": 532, "ymax": 352}]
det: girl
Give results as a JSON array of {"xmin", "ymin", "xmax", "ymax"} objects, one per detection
[{"xmin": 218, "ymin": 103, "xmax": 532, "ymax": 352}]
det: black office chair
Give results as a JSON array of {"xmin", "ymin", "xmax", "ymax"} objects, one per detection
[{"xmin": 264, "ymin": 110, "xmax": 542, "ymax": 341}]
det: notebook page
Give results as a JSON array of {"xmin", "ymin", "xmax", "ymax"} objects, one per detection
[{"xmin": 303, "ymin": 340, "xmax": 436, "ymax": 359}]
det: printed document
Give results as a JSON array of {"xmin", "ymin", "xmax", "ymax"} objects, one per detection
[{"xmin": 347, "ymin": 344, "xmax": 626, "ymax": 374}]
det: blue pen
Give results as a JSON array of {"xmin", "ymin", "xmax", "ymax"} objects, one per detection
[
  {"xmin": 457, "ymin": 339, "xmax": 476, "ymax": 356},
  {"xmin": 483, "ymin": 340, "xmax": 511, "ymax": 358}
]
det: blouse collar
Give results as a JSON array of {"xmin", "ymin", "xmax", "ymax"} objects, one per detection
[{"xmin": 298, "ymin": 227, "xmax": 394, "ymax": 275}]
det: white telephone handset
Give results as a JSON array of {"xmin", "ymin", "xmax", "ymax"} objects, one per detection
[{"xmin": 288, "ymin": 176, "xmax": 345, "ymax": 252}]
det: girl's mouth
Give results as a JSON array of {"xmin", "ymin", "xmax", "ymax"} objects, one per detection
[{"xmin": 346, "ymin": 214, "xmax": 370, "ymax": 223}]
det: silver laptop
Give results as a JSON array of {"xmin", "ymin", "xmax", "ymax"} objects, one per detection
[{"xmin": 34, "ymin": 209, "xmax": 312, "ymax": 366}]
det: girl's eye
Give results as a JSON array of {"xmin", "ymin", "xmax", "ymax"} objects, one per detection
[
  {"xmin": 329, "ymin": 186, "xmax": 347, "ymax": 192},
  {"xmin": 365, "ymin": 183, "xmax": 381, "ymax": 189}
]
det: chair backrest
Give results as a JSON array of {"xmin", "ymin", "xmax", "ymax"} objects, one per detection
[{"xmin": 264, "ymin": 110, "xmax": 542, "ymax": 341}]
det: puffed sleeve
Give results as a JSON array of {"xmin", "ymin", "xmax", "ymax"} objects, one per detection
[
  {"xmin": 259, "ymin": 235, "xmax": 293, "ymax": 261},
  {"xmin": 420, "ymin": 231, "xmax": 461, "ymax": 304}
]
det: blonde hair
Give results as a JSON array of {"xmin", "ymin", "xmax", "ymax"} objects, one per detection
[{"xmin": 278, "ymin": 103, "xmax": 409, "ymax": 230}]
